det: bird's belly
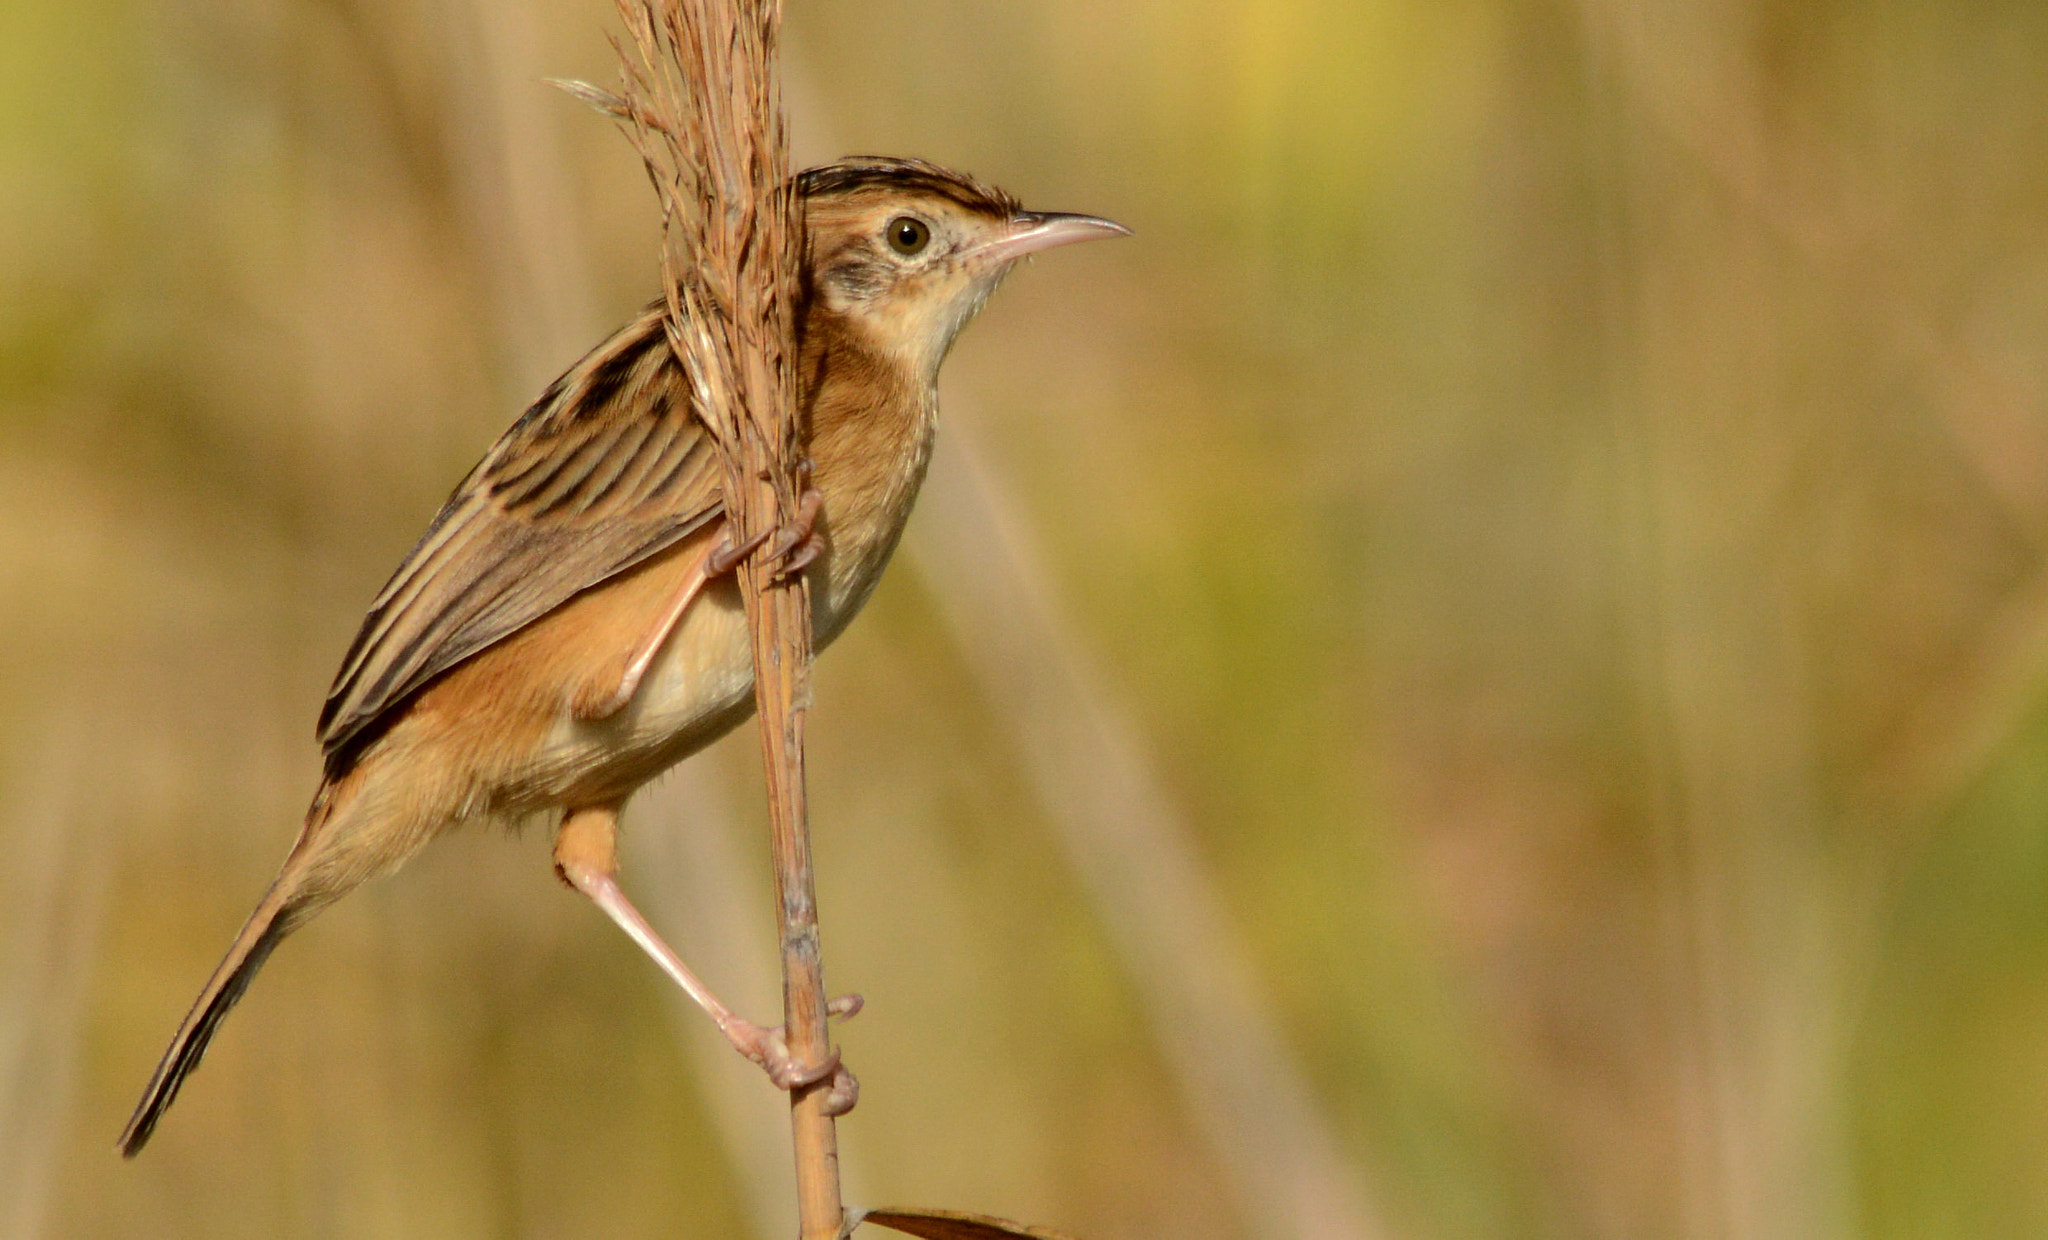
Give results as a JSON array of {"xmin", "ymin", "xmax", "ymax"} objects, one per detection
[
  {"xmin": 620, "ymin": 583, "xmax": 758, "ymax": 744},
  {"xmin": 524, "ymin": 579, "xmax": 758, "ymax": 805},
  {"xmin": 499, "ymin": 533, "xmax": 887, "ymax": 810}
]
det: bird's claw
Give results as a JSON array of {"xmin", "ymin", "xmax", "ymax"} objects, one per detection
[
  {"xmin": 707, "ymin": 526, "xmax": 771, "ymax": 576},
  {"xmin": 719, "ymin": 991, "xmax": 862, "ymax": 1114},
  {"xmin": 766, "ymin": 488, "xmax": 826, "ymax": 582},
  {"xmin": 817, "ymin": 1062, "xmax": 859, "ymax": 1116},
  {"xmin": 707, "ymin": 488, "xmax": 825, "ymax": 582}
]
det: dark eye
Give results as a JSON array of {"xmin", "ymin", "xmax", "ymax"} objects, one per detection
[{"xmin": 886, "ymin": 216, "xmax": 930, "ymax": 256}]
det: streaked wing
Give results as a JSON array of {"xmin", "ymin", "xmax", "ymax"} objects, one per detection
[{"xmin": 318, "ymin": 304, "xmax": 725, "ymax": 759}]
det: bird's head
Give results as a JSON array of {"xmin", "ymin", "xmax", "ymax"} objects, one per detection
[{"xmin": 799, "ymin": 157, "xmax": 1128, "ymax": 382}]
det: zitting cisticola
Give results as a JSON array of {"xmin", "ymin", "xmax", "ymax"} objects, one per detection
[{"xmin": 120, "ymin": 157, "xmax": 1127, "ymax": 1155}]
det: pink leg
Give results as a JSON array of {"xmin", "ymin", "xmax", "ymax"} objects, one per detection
[{"xmin": 555, "ymin": 806, "xmax": 859, "ymax": 1112}]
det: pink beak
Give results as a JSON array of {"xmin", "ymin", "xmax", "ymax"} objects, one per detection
[{"xmin": 972, "ymin": 211, "xmax": 1132, "ymax": 266}]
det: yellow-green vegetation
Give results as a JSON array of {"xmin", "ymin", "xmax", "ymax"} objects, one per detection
[{"xmin": 4, "ymin": 1, "xmax": 2047, "ymax": 1238}]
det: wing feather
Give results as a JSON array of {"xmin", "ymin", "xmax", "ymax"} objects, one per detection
[{"xmin": 318, "ymin": 304, "xmax": 725, "ymax": 759}]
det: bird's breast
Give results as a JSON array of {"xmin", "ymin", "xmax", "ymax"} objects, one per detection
[
  {"xmin": 510, "ymin": 349, "xmax": 939, "ymax": 803},
  {"xmin": 804, "ymin": 371, "xmax": 940, "ymax": 645}
]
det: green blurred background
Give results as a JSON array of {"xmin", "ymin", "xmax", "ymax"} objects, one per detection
[{"xmin": 5, "ymin": 0, "xmax": 2048, "ymax": 1237}]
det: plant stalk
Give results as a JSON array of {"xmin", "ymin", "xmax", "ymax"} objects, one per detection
[
  {"xmin": 739, "ymin": 556, "xmax": 843, "ymax": 1240},
  {"xmin": 601, "ymin": 0, "xmax": 844, "ymax": 1234}
]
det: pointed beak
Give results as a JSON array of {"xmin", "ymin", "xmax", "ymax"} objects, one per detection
[{"xmin": 970, "ymin": 211, "xmax": 1132, "ymax": 267}]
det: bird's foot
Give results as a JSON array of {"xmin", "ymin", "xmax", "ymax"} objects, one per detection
[
  {"xmin": 705, "ymin": 486, "xmax": 825, "ymax": 581},
  {"xmin": 554, "ymin": 807, "xmax": 859, "ymax": 1115},
  {"xmin": 715, "ymin": 993, "xmax": 863, "ymax": 1115},
  {"xmin": 765, "ymin": 487, "xmax": 825, "ymax": 581},
  {"xmin": 707, "ymin": 526, "xmax": 771, "ymax": 576}
]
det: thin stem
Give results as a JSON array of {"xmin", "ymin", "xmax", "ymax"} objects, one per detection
[
  {"xmin": 743, "ymin": 559, "xmax": 843, "ymax": 1240},
  {"xmin": 605, "ymin": 0, "xmax": 840, "ymax": 1234}
]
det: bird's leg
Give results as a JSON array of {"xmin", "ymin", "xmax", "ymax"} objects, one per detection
[
  {"xmin": 553, "ymin": 805, "xmax": 860, "ymax": 1113},
  {"xmin": 573, "ymin": 540, "xmax": 719, "ymax": 720}
]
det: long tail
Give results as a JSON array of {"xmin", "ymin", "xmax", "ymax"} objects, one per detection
[
  {"xmin": 119, "ymin": 780, "xmax": 365, "ymax": 1157},
  {"xmin": 117, "ymin": 874, "xmax": 304, "ymax": 1157}
]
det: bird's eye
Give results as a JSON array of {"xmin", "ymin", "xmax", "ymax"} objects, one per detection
[{"xmin": 885, "ymin": 216, "xmax": 931, "ymax": 256}]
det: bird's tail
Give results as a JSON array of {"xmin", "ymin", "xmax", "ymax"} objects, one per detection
[
  {"xmin": 118, "ymin": 784, "xmax": 353, "ymax": 1157},
  {"xmin": 117, "ymin": 888, "xmax": 295, "ymax": 1156}
]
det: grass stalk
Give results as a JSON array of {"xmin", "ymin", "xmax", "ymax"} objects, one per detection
[{"xmin": 601, "ymin": 2, "xmax": 841, "ymax": 1235}]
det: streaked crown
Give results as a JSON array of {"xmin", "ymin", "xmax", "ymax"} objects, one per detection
[{"xmin": 798, "ymin": 156, "xmax": 1021, "ymax": 217}]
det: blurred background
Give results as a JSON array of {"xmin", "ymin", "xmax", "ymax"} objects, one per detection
[{"xmin": 4, "ymin": 0, "xmax": 2048, "ymax": 1237}]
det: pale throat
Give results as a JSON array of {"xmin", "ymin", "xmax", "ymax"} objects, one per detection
[{"xmin": 842, "ymin": 267, "xmax": 1010, "ymax": 387}]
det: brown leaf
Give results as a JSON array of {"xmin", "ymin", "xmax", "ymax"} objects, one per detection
[{"xmin": 855, "ymin": 1207, "xmax": 1086, "ymax": 1240}]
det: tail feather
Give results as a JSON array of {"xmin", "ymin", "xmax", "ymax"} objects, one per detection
[
  {"xmin": 118, "ymin": 888, "xmax": 298, "ymax": 1157},
  {"xmin": 119, "ymin": 776, "xmax": 349, "ymax": 1157},
  {"xmin": 121, "ymin": 764, "xmax": 417, "ymax": 1155}
]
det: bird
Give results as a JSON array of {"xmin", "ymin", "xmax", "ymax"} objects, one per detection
[{"xmin": 119, "ymin": 156, "xmax": 1128, "ymax": 1156}]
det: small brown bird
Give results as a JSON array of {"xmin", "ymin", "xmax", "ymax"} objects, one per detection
[{"xmin": 120, "ymin": 157, "xmax": 1127, "ymax": 1155}]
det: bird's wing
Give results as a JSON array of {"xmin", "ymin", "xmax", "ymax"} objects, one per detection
[{"xmin": 318, "ymin": 306, "xmax": 727, "ymax": 759}]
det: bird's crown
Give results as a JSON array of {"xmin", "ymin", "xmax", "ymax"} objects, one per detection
[{"xmin": 798, "ymin": 156, "xmax": 1020, "ymax": 218}]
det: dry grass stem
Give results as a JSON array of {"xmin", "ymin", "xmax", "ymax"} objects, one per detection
[{"xmin": 602, "ymin": 2, "xmax": 841, "ymax": 1237}]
